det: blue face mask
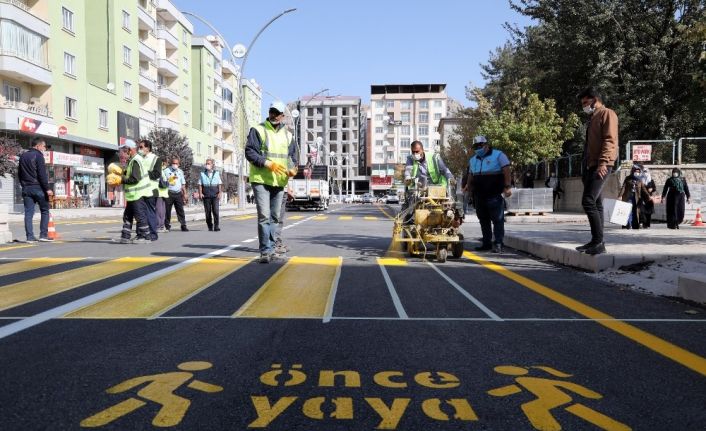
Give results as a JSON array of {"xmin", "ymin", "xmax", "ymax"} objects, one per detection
[{"xmin": 474, "ymin": 148, "xmax": 486, "ymax": 157}]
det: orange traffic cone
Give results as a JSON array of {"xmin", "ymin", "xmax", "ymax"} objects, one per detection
[
  {"xmin": 693, "ymin": 208, "xmax": 705, "ymax": 227},
  {"xmin": 48, "ymin": 213, "xmax": 58, "ymax": 239}
]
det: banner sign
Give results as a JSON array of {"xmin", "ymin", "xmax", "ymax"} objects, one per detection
[
  {"xmin": 632, "ymin": 145, "xmax": 652, "ymax": 162},
  {"xmin": 18, "ymin": 117, "xmax": 59, "ymax": 137}
]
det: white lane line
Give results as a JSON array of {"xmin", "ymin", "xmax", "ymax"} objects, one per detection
[
  {"xmin": 426, "ymin": 262, "xmax": 503, "ymax": 321},
  {"xmin": 243, "ymin": 238, "xmax": 256, "ymax": 243},
  {"xmin": 323, "ymin": 257, "xmax": 343, "ymax": 323},
  {"xmin": 378, "ymin": 262, "xmax": 408, "ymax": 319},
  {"xmin": 0, "ymin": 243, "xmax": 243, "ymax": 340},
  {"xmin": 148, "ymin": 316, "xmax": 706, "ymax": 322}
]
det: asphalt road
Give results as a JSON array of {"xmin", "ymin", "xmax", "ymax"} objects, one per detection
[{"xmin": 0, "ymin": 204, "xmax": 704, "ymax": 430}]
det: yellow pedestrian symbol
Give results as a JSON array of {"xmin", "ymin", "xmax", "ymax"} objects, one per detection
[
  {"xmin": 487, "ymin": 365, "xmax": 631, "ymax": 431},
  {"xmin": 81, "ymin": 361, "xmax": 223, "ymax": 428}
]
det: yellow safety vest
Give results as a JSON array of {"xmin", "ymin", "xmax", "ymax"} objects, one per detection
[
  {"xmin": 158, "ymin": 169, "xmax": 169, "ymax": 198},
  {"xmin": 412, "ymin": 153, "xmax": 448, "ymax": 186},
  {"xmin": 249, "ymin": 121, "xmax": 291, "ymax": 187},
  {"xmin": 142, "ymin": 153, "xmax": 160, "ymax": 197},
  {"xmin": 124, "ymin": 154, "xmax": 153, "ymax": 202}
]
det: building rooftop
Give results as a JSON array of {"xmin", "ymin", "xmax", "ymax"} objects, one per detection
[{"xmin": 371, "ymin": 84, "xmax": 447, "ymax": 95}]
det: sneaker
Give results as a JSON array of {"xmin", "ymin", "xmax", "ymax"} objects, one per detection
[
  {"xmin": 474, "ymin": 245, "xmax": 492, "ymax": 252},
  {"xmin": 214, "ymin": 227, "xmax": 221, "ymax": 232},
  {"xmin": 208, "ymin": 227, "xmax": 213, "ymax": 231},
  {"xmin": 132, "ymin": 237, "xmax": 152, "ymax": 244},
  {"xmin": 259, "ymin": 254, "xmax": 271, "ymax": 264},
  {"xmin": 119, "ymin": 237, "xmax": 132, "ymax": 244},
  {"xmin": 492, "ymin": 244, "xmax": 503, "ymax": 254},
  {"xmin": 39, "ymin": 237, "xmax": 54, "ymax": 242},
  {"xmin": 157, "ymin": 227, "xmax": 168, "ymax": 233},
  {"xmin": 26, "ymin": 238, "xmax": 38, "ymax": 244},
  {"xmin": 584, "ymin": 242, "xmax": 606, "ymax": 255},
  {"xmin": 181, "ymin": 226, "xmax": 189, "ymax": 232},
  {"xmin": 575, "ymin": 242, "xmax": 595, "ymax": 252}
]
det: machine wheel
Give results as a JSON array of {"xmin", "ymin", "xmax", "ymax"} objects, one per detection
[
  {"xmin": 452, "ymin": 242, "xmax": 464, "ymax": 259},
  {"xmin": 437, "ymin": 247, "xmax": 448, "ymax": 263}
]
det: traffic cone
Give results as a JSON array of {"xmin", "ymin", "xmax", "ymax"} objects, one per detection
[
  {"xmin": 692, "ymin": 208, "xmax": 705, "ymax": 227},
  {"xmin": 48, "ymin": 213, "xmax": 58, "ymax": 239}
]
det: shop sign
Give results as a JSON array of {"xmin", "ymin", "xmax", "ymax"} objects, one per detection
[
  {"xmin": 79, "ymin": 146, "xmax": 101, "ymax": 157},
  {"xmin": 18, "ymin": 117, "xmax": 59, "ymax": 137},
  {"xmin": 50, "ymin": 151, "xmax": 83, "ymax": 167}
]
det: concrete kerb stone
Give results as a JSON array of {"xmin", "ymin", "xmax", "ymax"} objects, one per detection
[
  {"xmin": 677, "ymin": 273, "xmax": 706, "ymax": 304},
  {"xmin": 0, "ymin": 204, "xmax": 12, "ymax": 244}
]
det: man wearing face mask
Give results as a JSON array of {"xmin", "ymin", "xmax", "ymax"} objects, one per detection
[
  {"xmin": 116, "ymin": 139, "xmax": 151, "ymax": 244},
  {"xmin": 576, "ymin": 87, "xmax": 618, "ymax": 255},
  {"xmin": 138, "ymin": 139, "xmax": 162, "ymax": 241},
  {"xmin": 163, "ymin": 157, "xmax": 189, "ymax": 232},
  {"xmin": 245, "ymin": 101, "xmax": 298, "ymax": 264},
  {"xmin": 404, "ymin": 141, "xmax": 454, "ymax": 188},
  {"xmin": 466, "ymin": 136, "xmax": 512, "ymax": 253},
  {"xmin": 199, "ymin": 157, "xmax": 222, "ymax": 231}
]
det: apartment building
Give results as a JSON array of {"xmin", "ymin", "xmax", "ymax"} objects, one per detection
[
  {"xmin": 0, "ymin": 0, "xmax": 257, "ymax": 209},
  {"xmin": 294, "ymin": 96, "xmax": 364, "ymax": 195},
  {"xmin": 368, "ymin": 84, "xmax": 448, "ymax": 193}
]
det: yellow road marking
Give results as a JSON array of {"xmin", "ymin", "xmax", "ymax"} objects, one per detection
[
  {"xmin": 376, "ymin": 204, "xmax": 396, "ymax": 220},
  {"xmin": 312, "ymin": 216, "xmax": 328, "ymax": 221},
  {"xmin": 0, "ymin": 257, "xmax": 84, "ymax": 277},
  {"xmin": 235, "ymin": 256, "xmax": 342, "ymax": 318},
  {"xmin": 232, "ymin": 215, "xmax": 256, "ymax": 221},
  {"xmin": 463, "ymin": 251, "xmax": 706, "ymax": 377},
  {"xmin": 57, "ymin": 219, "xmax": 121, "ymax": 226},
  {"xmin": 0, "ymin": 257, "xmax": 170, "ymax": 312},
  {"xmin": 288, "ymin": 215, "xmax": 305, "ymax": 220},
  {"xmin": 338, "ymin": 216, "xmax": 353, "ymax": 220},
  {"xmin": 364, "ymin": 216, "xmax": 379, "ymax": 221},
  {"xmin": 377, "ymin": 258, "xmax": 407, "ymax": 267},
  {"xmin": 0, "ymin": 244, "xmax": 35, "ymax": 252},
  {"xmin": 66, "ymin": 257, "xmax": 251, "ymax": 318}
]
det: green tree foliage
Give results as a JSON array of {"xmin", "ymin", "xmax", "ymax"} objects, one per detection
[
  {"xmin": 143, "ymin": 128, "xmax": 194, "ymax": 187},
  {"xmin": 0, "ymin": 137, "xmax": 22, "ymax": 178}
]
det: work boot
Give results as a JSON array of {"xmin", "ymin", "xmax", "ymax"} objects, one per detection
[
  {"xmin": 575, "ymin": 242, "xmax": 595, "ymax": 252},
  {"xmin": 474, "ymin": 244, "xmax": 492, "ymax": 252},
  {"xmin": 214, "ymin": 227, "xmax": 221, "ymax": 232},
  {"xmin": 181, "ymin": 226, "xmax": 189, "ymax": 232},
  {"xmin": 259, "ymin": 254, "xmax": 271, "ymax": 264},
  {"xmin": 119, "ymin": 237, "xmax": 132, "ymax": 244},
  {"xmin": 584, "ymin": 242, "xmax": 606, "ymax": 255},
  {"xmin": 492, "ymin": 244, "xmax": 503, "ymax": 254},
  {"xmin": 133, "ymin": 237, "xmax": 152, "ymax": 244}
]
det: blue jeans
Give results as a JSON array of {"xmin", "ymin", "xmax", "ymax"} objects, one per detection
[
  {"xmin": 253, "ymin": 183, "xmax": 284, "ymax": 254},
  {"xmin": 22, "ymin": 186, "xmax": 50, "ymax": 240},
  {"xmin": 476, "ymin": 194, "xmax": 505, "ymax": 246},
  {"xmin": 143, "ymin": 197, "xmax": 158, "ymax": 240}
]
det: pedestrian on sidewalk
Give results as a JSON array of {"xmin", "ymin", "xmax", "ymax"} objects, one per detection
[
  {"xmin": 156, "ymin": 160, "xmax": 168, "ymax": 233},
  {"xmin": 662, "ymin": 168, "xmax": 691, "ymax": 229},
  {"xmin": 466, "ymin": 135, "xmax": 512, "ymax": 253},
  {"xmin": 245, "ymin": 101, "xmax": 297, "ymax": 264},
  {"xmin": 522, "ymin": 171, "xmax": 535, "ymax": 188},
  {"xmin": 199, "ymin": 158, "xmax": 222, "ymax": 232},
  {"xmin": 18, "ymin": 137, "xmax": 53, "ymax": 242},
  {"xmin": 618, "ymin": 165, "xmax": 652, "ymax": 230},
  {"xmin": 163, "ymin": 157, "xmax": 189, "ymax": 232},
  {"xmin": 545, "ymin": 172, "xmax": 563, "ymax": 210},
  {"xmin": 118, "ymin": 139, "xmax": 151, "ymax": 244},
  {"xmin": 138, "ymin": 139, "xmax": 162, "ymax": 241},
  {"xmin": 635, "ymin": 163, "xmax": 656, "ymax": 228},
  {"xmin": 576, "ymin": 87, "xmax": 618, "ymax": 255}
]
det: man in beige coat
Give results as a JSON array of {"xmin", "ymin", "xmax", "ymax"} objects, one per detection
[{"xmin": 575, "ymin": 87, "xmax": 618, "ymax": 255}]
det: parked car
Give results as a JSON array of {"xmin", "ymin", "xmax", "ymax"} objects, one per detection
[
  {"xmin": 362, "ymin": 194, "xmax": 374, "ymax": 204},
  {"xmin": 343, "ymin": 195, "xmax": 355, "ymax": 203},
  {"xmin": 385, "ymin": 194, "xmax": 400, "ymax": 204}
]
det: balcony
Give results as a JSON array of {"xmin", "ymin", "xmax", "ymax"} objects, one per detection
[
  {"xmin": 157, "ymin": 85, "xmax": 179, "ymax": 105},
  {"xmin": 0, "ymin": 50, "xmax": 52, "ymax": 86},
  {"xmin": 139, "ymin": 72, "xmax": 156, "ymax": 94},
  {"xmin": 0, "ymin": 1, "xmax": 50, "ymax": 38},
  {"xmin": 223, "ymin": 163, "xmax": 236, "ymax": 173},
  {"xmin": 156, "ymin": 57, "xmax": 178, "ymax": 77},
  {"xmin": 222, "ymin": 120, "xmax": 233, "ymax": 133},
  {"xmin": 156, "ymin": 24, "xmax": 179, "ymax": 49},
  {"xmin": 139, "ymin": 107, "xmax": 156, "ymax": 123},
  {"xmin": 157, "ymin": 115, "xmax": 179, "ymax": 131},
  {"xmin": 0, "ymin": 100, "xmax": 53, "ymax": 133},
  {"xmin": 137, "ymin": 3, "xmax": 155, "ymax": 31},
  {"xmin": 222, "ymin": 141, "xmax": 235, "ymax": 153},
  {"xmin": 222, "ymin": 59, "xmax": 238, "ymax": 76},
  {"xmin": 138, "ymin": 40, "xmax": 156, "ymax": 62},
  {"xmin": 213, "ymin": 138, "xmax": 224, "ymax": 149}
]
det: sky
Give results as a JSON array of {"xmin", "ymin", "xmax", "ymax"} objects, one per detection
[{"xmin": 172, "ymin": 0, "xmax": 534, "ymax": 109}]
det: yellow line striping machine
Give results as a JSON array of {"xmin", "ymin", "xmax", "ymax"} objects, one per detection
[{"xmin": 392, "ymin": 180, "xmax": 465, "ymax": 263}]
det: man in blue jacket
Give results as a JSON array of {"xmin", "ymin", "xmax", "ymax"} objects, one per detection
[{"xmin": 18, "ymin": 137, "xmax": 54, "ymax": 242}]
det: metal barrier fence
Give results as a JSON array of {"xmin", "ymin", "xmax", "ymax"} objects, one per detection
[{"xmin": 678, "ymin": 137, "xmax": 706, "ymax": 164}]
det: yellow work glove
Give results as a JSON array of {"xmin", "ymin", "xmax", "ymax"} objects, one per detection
[
  {"xmin": 107, "ymin": 173, "xmax": 122, "ymax": 186},
  {"xmin": 287, "ymin": 166, "xmax": 298, "ymax": 177},
  {"xmin": 107, "ymin": 162, "xmax": 123, "ymax": 176},
  {"xmin": 265, "ymin": 160, "xmax": 287, "ymax": 176}
]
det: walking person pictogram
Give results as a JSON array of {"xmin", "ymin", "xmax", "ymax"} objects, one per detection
[
  {"xmin": 81, "ymin": 361, "xmax": 223, "ymax": 428},
  {"xmin": 487, "ymin": 365, "xmax": 631, "ymax": 431}
]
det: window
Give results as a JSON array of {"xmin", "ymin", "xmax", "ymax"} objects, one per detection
[
  {"xmin": 386, "ymin": 100, "xmax": 394, "ymax": 108},
  {"xmin": 62, "ymin": 7, "xmax": 74, "ymax": 33},
  {"xmin": 400, "ymin": 112, "xmax": 410, "ymax": 122},
  {"xmin": 64, "ymin": 52, "xmax": 76, "ymax": 76},
  {"xmin": 330, "ymin": 119, "xmax": 337, "ymax": 128},
  {"xmin": 329, "ymin": 107, "xmax": 338, "ymax": 116},
  {"xmin": 330, "ymin": 131, "xmax": 337, "ymax": 140},
  {"xmin": 65, "ymin": 97, "xmax": 77, "ymax": 119},
  {"xmin": 207, "ymin": 99, "xmax": 212, "ymax": 112},
  {"xmin": 374, "ymin": 100, "xmax": 383, "ymax": 108},
  {"xmin": 375, "ymin": 140, "xmax": 383, "ymax": 147},
  {"xmin": 183, "ymin": 56, "xmax": 189, "ymax": 70},
  {"xmin": 433, "ymin": 127, "xmax": 438, "ymax": 133},
  {"xmin": 401, "ymin": 101, "xmax": 412, "ymax": 109},
  {"xmin": 307, "ymin": 107, "xmax": 314, "ymax": 116},
  {"xmin": 99, "ymin": 109, "xmax": 108, "ymax": 129},
  {"xmin": 182, "ymin": 29, "xmax": 188, "ymax": 46},
  {"xmin": 197, "ymin": 142, "xmax": 202, "ymax": 155},
  {"xmin": 3, "ymin": 84, "xmax": 20, "ymax": 103},
  {"xmin": 123, "ymin": 46, "xmax": 131, "ymax": 66},
  {"xmin": 123, "ymin": 81, "xmax": 132, "ymax": 100},
  {"xmin": 419, "ymin": 112, "xmax": 428, "ymax": 123},
  {"xmin": 122, "ymin": 11, "xmax": 130, "ymax": 31},
  {"xmin": 434, "ymin": 100, "xmax": 442, "ymax": 108},
  {"xmin": 374, "ymin": 152, "xmax": 383, "ymax": 160},
  {"xmin": 419, "ymin": 100, "xmax": 429, "ymax": 109},
  {"xmin": 342, "ymin": 131, "xmax": 348, "ymax": 141},
  {"xmin": 342, "ymin": 107, "xmax": 348, "ymax": 116},
  {"xmin": 434, "ymin": 113, "xmax": 442, "ymax": 120},
  {"xmin": 375, "ymin": 127, "xmax": 384, "ymax": 134},
  {"xmin": 307, "ymin": 119, "xmax": 314, "ymax": 129},
  {"xmin": 0, "ymin": 20, "xmax": 48, "ymax": 66},
  {"xmin": 184, "ymin": 110, "xmax": 190, "ymax": 125},
  {"xmin": 421, "ymin": 138, "xmax": 429, "ymax": 147},
  {"xmin": 375, "ymin": 114, "xmax": 383, "ymax": 121},
  {"xmin": 401, "ymin": 125, "xmax": 410, "ymax": 135},
  {"xmin": 400, "ymin": 138, "xmax": 411, "ymax": 148},
  {"xmin": 418, "ymin": 125, "xmax": 429, "ymax": 136}
]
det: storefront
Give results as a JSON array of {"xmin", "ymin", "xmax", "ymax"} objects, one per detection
[{"xmin": 43, "ymin": 151, "xmax": 106, "ymax": 208}]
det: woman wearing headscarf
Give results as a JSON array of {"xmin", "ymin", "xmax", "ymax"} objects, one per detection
[
  {"xmin": 636, "ymin": 164, "xmax": 657, "ymax": 228},
  {"xmin": 661, "ymin": 168, "xmax": 691, "ymax": 229},
  {"xmin": 618, "ymin": 165, "xmax": 652, "ymax": 229}
]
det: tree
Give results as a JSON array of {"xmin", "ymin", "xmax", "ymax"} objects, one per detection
[
  {"xmin": 143, "ymin": 128, "xmax": 194, "ymax": 187},
  {"xmin": 0, "ymin": 137, "xmax": 22, "ymax": 178}
]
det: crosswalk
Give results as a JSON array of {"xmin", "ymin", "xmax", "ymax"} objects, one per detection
[{"xmin": 231, "ymin": 215, "xmax": 383, "ymax": 222}]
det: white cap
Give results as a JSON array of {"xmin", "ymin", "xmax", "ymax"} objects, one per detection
[
  {"xmin": 473, "ymin": 135, "xmax": 488, "ymax": 145},
  {"xmin": 119, "ymin": 138, "xmax": 137, "ymax": 149},
  {"xmin": 269, "ymin": 101, "xmax": 287, "ymax": 114}
]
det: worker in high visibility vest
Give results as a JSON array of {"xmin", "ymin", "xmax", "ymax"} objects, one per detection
[
  {"xmin": 115, "ymin": 139, "xmax": 152, "ymax": 244},
  {"xmin": 138, "ymin": 139, "xmax": 163, "ymax": 241},
  {"xmin": 245, "ymin": 101, "xmax": 297, "ymax": 264}
]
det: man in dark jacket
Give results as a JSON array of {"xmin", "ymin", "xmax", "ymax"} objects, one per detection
[{"xmin": 18, "ymin": 137, "xmax": 54, "ymax": 242}]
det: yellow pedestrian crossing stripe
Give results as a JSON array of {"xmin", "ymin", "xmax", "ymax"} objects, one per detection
[
  {"xmin": 57, "ymin": 219, "xmax": 122, "ymax": 226},
  {"xmin": 288, "ymin": 216, "xmax": 305, "ymax": 220},
  {"xmin": 232, "ymin": 215, "xmax": 256, "ymax": 221},
  {"xmin": 312, "ymin": 216, "xmax": 328, "ymax": 221},
  {"xmin": 66, "ymin": 257, "xmax": 251, "ymax": 318},
  {"xmin": 338, "ymin": 216, "xmax": 353, "ymax": 220},
  {"xmin": 0, "ymin": 244, "xmax": 35, "ymax": 252},
  {"xmin": 364, "ymin": 216, "xmax": 379, "ymax": 221},
  {"xmin": 0, "ymin": 257, "xmax": 84, "ymax": 277},
  {"xmin": 0, "ymin": 257, "xmax": 169, "ymax": 312},
  {"xmin": 235, "ymin": 256, "xmax": 342, "ymax": 318}
]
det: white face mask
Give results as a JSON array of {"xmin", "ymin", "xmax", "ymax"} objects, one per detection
[
  {"xmin": 171, "ymin": 164, "xmax": 178, "ymax": 170},
  {"xmin": 206, "ymin": 165, "xmax": 213, "ymax": 171},
  {"xmin": 413, "ymin": 153, "xmax": 423, "ymax": 161},
  {"xmin": 583, "ymin": 106, "xmax": 595, "ymax": 114},
  {"xmin": 672, "ymin": 172, "xmax": 679, "ymax": 177}
]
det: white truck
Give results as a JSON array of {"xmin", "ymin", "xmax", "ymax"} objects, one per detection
[{"xmin": 286, "ymin": 178, "xmax": 330, "ymax": 211}]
